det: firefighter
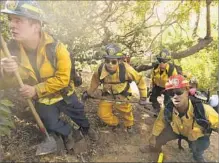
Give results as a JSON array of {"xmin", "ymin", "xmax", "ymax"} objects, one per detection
[
  {"xmin": 149, "ymin": 49, "xmax": 178, "ymax": 113},
  {"xmin": 140, "ymin": 75, "xmax": 218, "ymax": 162},
  {"xmin": 0, "ymin": 0, "xmax": 98, "ymax": 151},
  {"xmin": 82, "ymin": 43, "xmax": 147, "ymax": 133}
]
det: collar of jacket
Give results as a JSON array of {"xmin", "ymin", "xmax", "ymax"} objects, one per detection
[
  {"xmin": 154, "ymin": 63, "xmax": 170, "ymax": 73},
  {"xmin": 17, "ymin": 32, "xmax": 55, "ymax": 81},
  {"xmin": 173, "ymin": 100, "xmax": 194, "ymax": 118}
]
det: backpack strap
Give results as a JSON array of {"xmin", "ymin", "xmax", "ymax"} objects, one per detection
[
  {"xmin": 118, "ymin": 63, "xmax": 126, "ymax": 83},
  {"xmin": 164, "ymin": 100, "xmax": 174, "ymax": 124},
  {"xmin": 167, "ymin": 63, "xmax": 174, "ymax": 77},
  {"xmin": 190, "ymin": 96, "xmax": 212, "ymax": 134},
  {"xmin": 45, "ymin": 41, "xmax": 59, "ymax": 71},
  {"xmin": 152, "ymin": 63, "xmax": 159, "ymax": 74},
  {"xmin": 98, "ymin": 63, "xmax": 105, "ymax": 83}
]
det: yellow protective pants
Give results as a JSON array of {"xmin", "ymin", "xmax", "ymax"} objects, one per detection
[{"xmin": 97, "ymin": 100, "xmax": 134, "ymax": 127}]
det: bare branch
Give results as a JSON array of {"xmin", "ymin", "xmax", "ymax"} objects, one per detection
[
  {"xmin": 145, "ymin": 20, "xmax": 177, "ymax": 52},
  {"xmin": 171, "ymin": 38, "xmax": 213, "ymax": 59},
  {"xmin": 206, "ymin": 0, "xmax": 212, "ymax": 38},
  {"xmin": 192, "ymin": 0, "xmax": 201, "ymax": 38}
]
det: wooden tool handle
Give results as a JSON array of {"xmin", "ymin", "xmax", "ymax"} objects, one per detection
[{"xmin": 0, "ymin": 35, "xmax": 50, "ymax": 139}]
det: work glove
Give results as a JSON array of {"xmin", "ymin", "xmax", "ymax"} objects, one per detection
[
  {"xmin": 139, "ymin": 97, "xmax": 147, "ymax": 105},
  {"xmin": 81, "ymin": 91, "xmax": 90, "ymax": 102},
  {"xmin": 73, "ymin": 74, "xmax": 82, "ymax": 87}
]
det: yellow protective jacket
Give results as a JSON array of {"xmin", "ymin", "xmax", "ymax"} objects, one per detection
[
  {"xmin": 0, "ymin": 32, "xmax": 74, "ymax": 105},
  {"xmin": 152, "ymin": 100, "xmax": 219, "ymax": 141},
  {"xmin": 151, "ymin": 64, "xmax": 177, "ymax": 88},
  {"xmin": 87, "ymin": 62, "xmax": 147, "ymax": 100}
]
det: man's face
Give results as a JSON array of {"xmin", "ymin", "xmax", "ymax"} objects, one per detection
[
  {"xmin": 105, "ymin": 58, "xmax": 119, "ymax": 73},
  {"xmin": 166, "ymin": 88, "xmax": 189, "ymax": 110},
  {"xmin": 159, "ymin": 62, "xmax": 167, "ymax": 71},
  {"xmin": 8, "ymin": 14, "xmax": 37, "ymax": 41}
]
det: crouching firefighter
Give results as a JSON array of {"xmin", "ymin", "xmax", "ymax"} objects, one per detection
[
  {"xmin": 0, "ymin": 0, "xmax": 98, "ymax": 152},
  {"xmin": 139, "ymin": 75, "xmax": 219, "ymax": 162},
  {"xmin": 82, "ymin": 43, "xmax": 147, "ymax": 133}
]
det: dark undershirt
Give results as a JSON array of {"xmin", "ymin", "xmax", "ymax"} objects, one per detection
[{"xmin": 24, "ymin": 48, "xmax": 41, "ymax": 82}]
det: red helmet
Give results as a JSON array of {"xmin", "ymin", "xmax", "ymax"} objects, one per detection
[{"xmin": 165, "ymin": 75, "xmax": 189, "ymax": 90}]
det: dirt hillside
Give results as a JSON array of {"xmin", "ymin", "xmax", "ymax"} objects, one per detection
[{"xmin": 1, "ymin": 71, "xmax": 218, "ymax": 162}]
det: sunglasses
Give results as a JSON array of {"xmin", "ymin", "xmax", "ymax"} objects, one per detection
[
  {"xmin": 157, "ymin": 58, "xmax": 168, "ymax": 63},
  {"xmin": 166, "ymin": 88, "xmax": 186, "ymax": 97},
  {"xmin": 105, "ymin": 59, "xmax": 118, "ymax": 65}
]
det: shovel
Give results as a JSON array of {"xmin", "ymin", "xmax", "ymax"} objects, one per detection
[
  {"xmin": 87, "ymin": 96, "xmax": 158, "ymax": 117},
  {"xmin": 0, "ymin": 34, "xmax": 58, "ymax": 156}
]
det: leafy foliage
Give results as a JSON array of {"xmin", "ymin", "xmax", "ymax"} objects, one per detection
[
  {"xmin": 0, "ymin": 1, "xmax": 217, "ymax": 92},
  {"xmin": 0, "ymin": 99, "xmax": 15, "ymax": 136}
]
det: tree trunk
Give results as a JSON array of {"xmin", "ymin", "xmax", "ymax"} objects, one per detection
[
  {"xmin": 206, "ymin": 0, "xmax": 212, "ymax": 38},
  {"xmin": 0, "ymin": 137, "xmax": 3, "ymax": 161}
]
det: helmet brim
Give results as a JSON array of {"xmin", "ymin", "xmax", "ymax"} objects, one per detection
[
  {"xmin": 103, "ymin": 55, "xmax": 123, "ymax": 59},
  {"xmin": 1, "ymin": 9, "xmax": 46, "ymax": 23},
  {"xmin": 156, "ymin": 57, "xmax": 170, "ymax": 63}
]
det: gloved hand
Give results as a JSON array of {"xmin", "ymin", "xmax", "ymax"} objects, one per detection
[
  {"xmin": 139, "ymin": 97, "xmax": 147, "ymax": 105},
  {"xmin": 81, "ymin": 91, "xmax": 90, "ymax": 102},
  {"xmin": 73, "ymin": 74, "xmax": 82, "ymax": 87}
]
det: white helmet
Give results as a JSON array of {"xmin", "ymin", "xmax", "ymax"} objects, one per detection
[{"xmin": 209, "ymin": 95, "xmax": 219, "ymax": 107}]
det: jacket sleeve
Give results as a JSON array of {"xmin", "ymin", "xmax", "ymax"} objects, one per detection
[
  {"xmin": 126, "ymin": 63, "xmax": 147, "ymax": 98},
  {"xmin": 204, "ymin": 104, "xmax": 219, "ymax": 130},
  {"xmin": 87, "ymin": 70, "xmax": 100, "ymax": 95},
  {"xmin": 152, "ymin": 108, "xmax": 166, "ymax": 136},
  {"xmin": 35, "ymin": 43, "xmax": 71, "ymax": 98}
]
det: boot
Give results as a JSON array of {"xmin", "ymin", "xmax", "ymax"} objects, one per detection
[
  {"xmin": 126, "ymin": 126, "xmax": 134, "ymax": 134},
  {"xmin": 87, "ymin": 128, "xmax": 99, "ymax": 141},
  {"xmin": 80, "ymin": 127, "xmax": 99, "ymax": 141},
  {"xmin": 63, "ymin": 130, "xmax": 75, "ymax": 151},
  {"xmin": 72, "ymin": 128, "xmax": 84, "ymax": 142},
  {"xmin": 193, "ymin": 154, "xmax": 206, "ymax": 162},
  {"xmin": 111, "ymin": 124, "xmax": 121, "ymax": 132}
]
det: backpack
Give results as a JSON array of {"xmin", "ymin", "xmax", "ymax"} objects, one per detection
[
  {"xmin": 45, "ymin": 41, "xmax": 82, "ymax": 87},
  {"xmin": 97, "ymin": 62, "xmax": 132, "ymax": 97},
  {"xmin": 164, "ymin": 95, "xmax": 212, "ymax": 134},
  {"xmin": 7, "ymin": 40, "xmax": 82, "ymax": 87}
]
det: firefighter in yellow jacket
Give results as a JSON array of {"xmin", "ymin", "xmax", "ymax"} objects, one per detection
[
  {"xmin": 150, "ymin": 49, "xmax": 178, "ymax": 112},
  {"xmin": 0, "ymin": 0, "xmax": 98, "ymax": 151},
  {"xmin": 82, "ymin": 43, "xmax": 147, "ymax": 133},
  {"xmin": 140, "ymin": 75, "xmax": 218, "ymax": 162}
]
